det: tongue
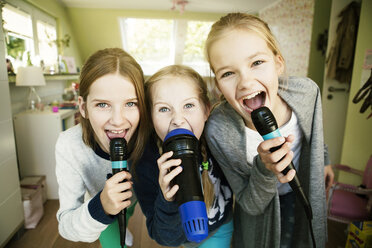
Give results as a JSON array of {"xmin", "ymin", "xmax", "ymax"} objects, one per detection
[
  {"xmin": 107, "ymin": 131, "xmax": 126, "ymax": 140},
  {"xmin": 244, "ymin": 94, "xmax": 264, "ymax": 110}
]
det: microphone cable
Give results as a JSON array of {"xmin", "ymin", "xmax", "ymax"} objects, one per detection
[
  {"xmin": 110, "ymin": 138, "xmax": 128, "ymax": 248},
  {"xmin": 252, "ymin": 107, "xmax": 316, "ymax": 248}
]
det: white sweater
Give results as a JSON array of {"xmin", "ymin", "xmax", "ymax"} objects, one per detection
[{"xmin": 55, "ymin": 124, "xmax": 117, "ymax": 242}]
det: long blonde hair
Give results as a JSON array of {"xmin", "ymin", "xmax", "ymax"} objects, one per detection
[
  {"xmin": 79, "ymin": 48, "xmax": 150, "ymax": 168},
  {"xmin": 205, "ymin": 12, "xmax": 286, "ymax": 75},
  {"xmin": 145, "ymin": 65, "xmax": 215, "ymax": 210}
]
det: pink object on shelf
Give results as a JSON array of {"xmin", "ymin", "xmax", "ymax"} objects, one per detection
[{"xmin": 52, "ymin": 106, "xmax": 59, "ymax": 112}]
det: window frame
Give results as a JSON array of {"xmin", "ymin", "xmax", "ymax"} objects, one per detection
[
  {"xmin": 4, "ymin": 0, "xmax": 57, "ymax": 67},
  {"xmin": 119, "ymin": 17, "xmax": 213, "ymax": 77}
]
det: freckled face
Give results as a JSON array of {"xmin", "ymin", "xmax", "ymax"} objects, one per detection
[
  {"xmin": 78, "ymin": 73, "xmax": 140, "ymax": 153},
  {"xmin": 209, "ymin": 29, "xmax": 284, "ymax": 129},
  {"xmin": 150, "ymin": 76, "xmax": 209, "ymax": 141}
]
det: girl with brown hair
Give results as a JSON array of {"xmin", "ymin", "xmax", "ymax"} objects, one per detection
[{"xmin": 55, "ymin": 48, "xmax": 150, "ymax": 246}]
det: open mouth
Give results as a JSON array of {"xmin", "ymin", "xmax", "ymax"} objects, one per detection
[
  {"xmin": 106, "ymin": 129, "xmax": 127, "ymax": 140},
  {"xmin": 242, "ymin": 91, "xmax": 266, "ymax": 112}
]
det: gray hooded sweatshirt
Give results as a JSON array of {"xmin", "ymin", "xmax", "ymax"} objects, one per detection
[{"xmin": 206, "ymin": 76, "xmax": 330, "ymax": 248}]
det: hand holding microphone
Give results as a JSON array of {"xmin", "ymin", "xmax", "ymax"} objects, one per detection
[
  {"xmin": 109, "ymin": 138, "xmax": 131, "ymax": 248},
  {"xmin": 251, "ymin": 107, "xmax": 312, "ymax": 220},
  {"xmin": 157, "ymin": 150, "xmax": 183, "ymax": 202},
  {"xmin": 257, "ymin": 132, "xmax": 296, "ymax": 182},
  {"xmin": 162, "ymin": 128, "xmax": 209, "ymax": 243}
]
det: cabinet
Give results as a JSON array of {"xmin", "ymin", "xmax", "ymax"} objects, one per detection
[{"xmin": 13, "ymin": 109, "xmax": 77, "ymax": 199}]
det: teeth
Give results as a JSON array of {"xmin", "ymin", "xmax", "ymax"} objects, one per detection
[
  {"xmin": 243, "ymin": 91, "xmax": 261, "ymax": 100},
  {"xmin": 110, "ymin": 130, "xmax": 124, "ymax": 134}
]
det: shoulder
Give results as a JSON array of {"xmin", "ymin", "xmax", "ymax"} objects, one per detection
[
  {"xmin": 205, "ymin": 101, "xmax": 246, "ymax": 152},
  {"xmin": 280, "ymin": 76, "xmax": 320, "ymax": 110},
  {"xmin": 285, "ymin": 76, "xmax": 320, "ymax": 95},
  {"xmin": 207, "ymin": 101, "xmax": 242, "ymax": 131},
  {"xmin": 56, "ymin": 124, "xmax": 88, "ymax": 153},
  {"xmin": 58, "ymin": 124, "xmax": 83, "ymax": 141}
]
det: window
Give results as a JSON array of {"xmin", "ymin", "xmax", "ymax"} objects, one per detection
[
  {"xmin": 2, "ymin": 0, "xmax": 58, "ymax": 73},
  {"xmin": 121, "ymin": 18, "xmax": 174, "ymax": 76},
  {"xmin": 120, "ymin": 18, "xmax": 213, "ymax": 76},
  {"xmin": 37, "ymin": 20, "xmax": 58, "ymax": 68},
  {"xmin": 183, "ymin": 21, "xmax": 213, "ymax": 76}
]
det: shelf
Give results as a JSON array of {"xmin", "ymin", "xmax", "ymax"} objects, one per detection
[{"xmin": 8, "ymin": 73, "xmax": 79, "ymax": 83}]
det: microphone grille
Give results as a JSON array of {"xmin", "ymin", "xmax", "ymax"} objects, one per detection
[
  {"xmin": 110, "ymin": 138, "xmax": 128, "ymax": 161},
  {"xmin": 251, "ymin": 106, "xmax": 278, "ymax": 135}
]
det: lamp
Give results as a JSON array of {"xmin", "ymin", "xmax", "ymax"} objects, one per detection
[{"xmin": 16, "ymin": 66, "xmax": 46, "ymax": 111}]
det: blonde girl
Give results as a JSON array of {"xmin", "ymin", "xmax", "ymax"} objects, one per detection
[
  {"xmin": 204, "ymin": 13, "xmax": 334, "ymax": 248},
  {"xmin": 133, "ymin": 65, "xmax": 233, "ymax": 248}
]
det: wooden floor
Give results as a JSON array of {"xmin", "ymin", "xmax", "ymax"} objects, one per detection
[
  {"xmin": 4, "ymin": 200, "xmax": 349, "ymax": 248},
  {"xmin": 4, "ymin": 200, "xmax": 180, "ymax": 248},
  {"xmin": 326, "ymin": 220, "xmax": 349, "ymax": 248}
]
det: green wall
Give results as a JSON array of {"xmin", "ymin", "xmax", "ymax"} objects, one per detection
[
  {"xmin": 27, "ymin": 0, "xmax": 83, "ymax": 67},
  {"xmin": 339, "ymin": 0, "xmax": 372, "ymax": 184},
  {"xmin": 307, "ymin": 0, "xmax": 331, "ymax": 91},
  {"xmin": 66, "ymin": 8, "xmax": 224, "ymax": 62}
]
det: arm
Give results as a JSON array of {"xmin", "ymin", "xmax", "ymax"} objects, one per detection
[
  {"xmin": 133, "ymin": 140, "xmax": 186, "ymax": 246},
  {"xmin": 55, "ymin": 133, "xmax": 109, "ymax": 242},
  {"xmin": 206, "ymin": 103, "xmax": 278, "ymax": 215}
]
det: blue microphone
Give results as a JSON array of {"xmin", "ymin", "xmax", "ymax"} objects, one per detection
[
  {"xmin": 110, "ymin": 138, "xmax": 128, "ymax": 248},
  {"xmin": 163, "ymin": 128, "xmax": 208, "ymax": 243},
  {"xmin": 251, "ymin": 106, "xmax": 312, "ymax": 220}
]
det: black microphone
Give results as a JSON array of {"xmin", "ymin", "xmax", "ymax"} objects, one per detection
[
  {"xmin": 251, "ymin": 107, "xmax": 312, "ymax": 220},
  {"xmin": 163, "ymin": 128, "xmax": 208, "ymax": 243},
  {"xmin": 110, "ymin": 138, "xmax": 128, "ymax": 248}
]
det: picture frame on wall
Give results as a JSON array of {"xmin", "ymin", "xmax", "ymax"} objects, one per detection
[{"xmin": 61, "ymin": 56, "xmax": 77, "ymax": 73}]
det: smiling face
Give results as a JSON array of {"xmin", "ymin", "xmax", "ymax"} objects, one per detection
[
  {"xmin": 210, "ymin": 29, "xmax": 285, "ymax": 129},
  {"xmin": 150, "ymin": 76, "xmax": 210, "ymax": 141},
  {"xmin": 78, "ymin": 73, "xmax": 140, "ymax": 153}
]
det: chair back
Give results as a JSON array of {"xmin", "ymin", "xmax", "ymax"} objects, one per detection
[{"xmin": 362, "ymin": 155, "xmax": 372, "ymax": 188}]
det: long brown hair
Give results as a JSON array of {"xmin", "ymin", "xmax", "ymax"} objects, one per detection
[
  {"xmin": 145, "ymin": 65, "xmax": 215, "ymax": 211},
  {"xmin": 79, "ymin": 48, "xmax": 150, "ymax": 168}
]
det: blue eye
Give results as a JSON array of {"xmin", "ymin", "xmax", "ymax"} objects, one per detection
[
  {"xmin": 253, "ymin": 60, "xmax": 264, "ymax": 66},
  {"xmin": 184, "ymin": 103, "xmax": 194, "ymax": 109},
  {"xmin": 97, "ymin": 103, "xmax": 108, "ymax": 108},
  {"xmin": 221, "ymin": 71, "xmax": 233, "ymax": 78},
  {"xmin": 159, "ymin": 107, "xmax": 169, "ymax": 112},
  {"xmin": 126, "ymin": 102, "xmax": 137, "ymax": 107}
]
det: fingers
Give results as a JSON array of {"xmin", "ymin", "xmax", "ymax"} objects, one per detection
[
  {"xmin": 109, "ymin": 170, "xmax": 132, "ymax": 184},
  {"xmin": 285, "ymin": 134, "xmax": 295, "ymax": 143},
  {"xmin": 164, "ymin": 184, "xmax": 179, "ymax": 201},
  {"xmin": 257, "ymin": 135, "xmax": 298, "ymax": 184},
  {"xmin": 158, "ymin": 152, "xmax": 181, "ymax": 171},
  {"xmin": 258, "ymin": 137, "xmax": 293, "ymax": 169},
  {"xmin": 324, "ymin": 165, "xmax": 335, "ymax": 192},
  {"xmin": 101, "ymin": 171, "xmax": 133, "ymax": 215},
  {"xmin": 157, "ymin": 151, "xmax": 183, "ymax": 201},
  {"xmin": 277, "ymin": 169, "xmax": 296, "ymax": 183},
  {"xmin": 258, "ymin": 137, "xmax": 285, "ymax": 154}
]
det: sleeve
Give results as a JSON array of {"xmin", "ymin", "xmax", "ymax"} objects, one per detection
[
  {"xmin": 324, "ymin": 143, "xmax": 331, "ymax": 166},
  {"xmin": 205, "ymin": 104, "xmax": 278, "ymax": 216},
  {"xmin": 312, "ymin": 81, "xmax": 331, "ymax": 166},
  {"xmin": 133, "ymin": 139, "xmax": 187, "ymax": 246},
  {"xmin": 55, "ymin": 132, "xmax": 109, "ymax": 242}
]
